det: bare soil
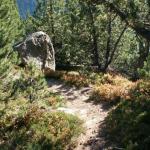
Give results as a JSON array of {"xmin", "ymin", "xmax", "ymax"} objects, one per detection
[{"xmin": 48, "ymin": 79, "xmax": 112, "ymax": 150}]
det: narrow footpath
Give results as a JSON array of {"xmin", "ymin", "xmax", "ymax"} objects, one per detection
[{"xmin": 48, "ymin": 79, "xmax": 111, "ymax": 150}]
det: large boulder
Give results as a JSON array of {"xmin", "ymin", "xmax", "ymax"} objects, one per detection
[{"xmin": 13, "ymin": 31, "xmax": 55, "ymax": 73}]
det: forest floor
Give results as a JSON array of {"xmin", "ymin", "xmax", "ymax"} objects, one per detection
[{"xmin": 48, "ymin": 78, "xmax": 112, "ymax": 150}]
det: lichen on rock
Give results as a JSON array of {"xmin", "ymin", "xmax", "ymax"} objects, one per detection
[{"xmin": 13, "ymin": 31, "xmax": 55, "ymax": 74}]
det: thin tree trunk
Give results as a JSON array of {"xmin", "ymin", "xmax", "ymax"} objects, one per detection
[
  {"xmin": 49, "ymin": 0, "xmax": 55, "ymax": 46},
  {"xmin": 138, "ymin": 39, "xmax": 150, "ymax": 69},
  {"xmin": 102, "ymin": 24, "xmax": 127, "ymax": 72},
  {"xmin": 104, "ymin": 13, "xmax": 112, "ymax": 69},
  {"xmin": 88, "ymin": 4, "xmax": 101, "ymax": 69},
  {"xmin": 107, "ymin": 25, "xmax": 127, "ymax": 66}
]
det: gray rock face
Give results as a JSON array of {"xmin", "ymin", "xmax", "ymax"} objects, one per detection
[{"xmin": 13, "ymin": 31, "xmax": 55, "ymax": 73}]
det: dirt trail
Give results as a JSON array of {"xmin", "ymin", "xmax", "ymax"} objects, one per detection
[{"xmin": 48, "ymin": 79, "xmax": 111, "ymax": 150}]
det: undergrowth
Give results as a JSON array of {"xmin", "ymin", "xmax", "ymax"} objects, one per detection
[
  {"xmin": 90, "ymin": 74, "xmax": 135, "ymax": 103},
  {"xmin": 0, "ymin": 105, "xmax": 83, "ymax": 150},
  {"xmin": 105, "ymin": 81, "xmax": 150, "ymax": 150},
  {"xmin": 48, "ymin": 70, "xmax": 89, "ymax": 88},
  {"xmin": 85, "ymin": 72, "xmax": 150, "ymax": 149},
  {"xmin": 48, "ymin": 70, "xmax": 111, "ymax": 88},
  {"xmin": 0, "ymin": 64, "xmax": 83, "ymax": 150}
]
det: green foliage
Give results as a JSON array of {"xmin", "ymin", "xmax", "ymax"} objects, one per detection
[
  {"xmin": 138, "ymin": 55, "xmax": 150, "ymax": 79},
  {"xmin": 0, "ymin": 0, "xmax": 24, "ymax": 61},
  {"xmin": 0, "ymin": 64, "xmax": 81, "ymax": 150},
  {"xmin": 112, "ymin": 28, "xmax": 139, "ymax": 74},
  {"xmin": 105, "ymin": 81, "xmax": 150, "ymax": 150},
  {"xmin": 31, "ymin": 0, "xmax": 92, "ymax": 65},
  {"xmin": 28, "ymin": 0, "xmax": 150, "ymax": 75},
  {"xmin": 0, "ymin": 1, "xmax": 83, "ymax": 150},
  {"xmin": 0, "ymin": 59, "xmax": 16, "ymax": 104},
  {"xmin": 0, "ymin": 105, "xmax": 83, "ymax": 150},
  {"xmin": 11, "ymin": 64, "xmax": 49, "ymax": 102}
]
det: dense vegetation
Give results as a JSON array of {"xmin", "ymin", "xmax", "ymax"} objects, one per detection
[
  {"xmin": 0, "ymin": 1, "xmax": 83, "ymax": 149},
  {"xmin": 24, "ymin": 0, "xmax": 150, "ymax": 78},
  {"xmin": 0, "ymin": 0, "xmax": 150, "ymax": 149}
]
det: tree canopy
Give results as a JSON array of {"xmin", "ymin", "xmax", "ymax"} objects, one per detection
[{"xmin": 91, "ymin": 0, "xmax": 150, "ymax": 41}]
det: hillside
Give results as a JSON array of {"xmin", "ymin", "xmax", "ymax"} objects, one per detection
[{"xmin": 0, "ymin": 0, "xmax": 150, "ymax": 150}]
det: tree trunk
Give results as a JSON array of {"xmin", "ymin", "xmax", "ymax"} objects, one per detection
[
  {"xmin": 104, "ymin": 13, "xmax": 112, "ymax": 70},
  {"xmin": 138, "ymin": 40, "xmax": 150, "ymax": 69},
  {"xmin": 133, "ymin": 38, "xmax": 150, "ymax": 79},
  {"xmin": 88, "ymin": 4, "xmax": 101, "ymax": 69},
  {"xmin": 49, "ymin": 0, "xmax": 55, "ymax": 46},
  {"xmin": 102, "ymin": 24, "xmax": 127, "ymax": 72}
]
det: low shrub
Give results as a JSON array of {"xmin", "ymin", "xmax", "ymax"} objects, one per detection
[
  {"xmin": 138, "ymin": 55, "xmax": 150, "ymax": 80},
  {"xmin": 0, "ymin": 64, "xmax": 82, "ymax": 150},
  {"xmin": 84, "ymin": 72, "xmax": 104, "ymax": 85},
  {"xmin": 61, "ymin": 73, "xmax": 89, "ymax": 88},
  {"xmin": 48, "ymin": 70, "xmax": 89, "ymax": 88},
  {"xmin": 105, "ymin": 81, "xmax": 150, "ymax": 150},
  {"xmin": 130, "ymin": 80, "xmax": 150, "ymax": 100},
  {"xmin": 11, "ymin": 65, "xmax": 49, "ymax": 102},
  {"xmin": 0, "ymin": 105, "xmax": 83, "ymax": 150},
  {"xmin": 47, "ymin": 70, "xmax": 67, "ymax": 79},
  {"xmin": 48, "ymin": 71, "xmax": 122, "ymax": 88},
  {"xmin": 91, "ymin": 84, "xmax": 123, "ymax": 103},
  {"xmin": 90, "ymin": 74, "xmax": 134, "ymax": 103}
]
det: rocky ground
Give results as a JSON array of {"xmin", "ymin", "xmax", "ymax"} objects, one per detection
[{"xmin": 48, "ymin": 79, "xmax": 112, "ymax": 150}]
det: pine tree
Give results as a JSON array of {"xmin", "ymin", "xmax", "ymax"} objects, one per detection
[
  {"xmin": 0, "ymin": 0, "xmax": 24, "ymax": 59},
  {"xmin": 0, "ymin": 0, "xmax": 50, "ymax": 104},
  {"xmin": 0, "ymin": 0, "xmax": 24, "ymax": 103}
]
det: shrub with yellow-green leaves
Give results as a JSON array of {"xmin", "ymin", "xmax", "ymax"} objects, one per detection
[
  {"xmin": 0, "ymin": 105, "xmax": 83, "ymax": 150},
  {"xmin": 105, "ymin": 80, "xmax": 150, "ymax": 150},
  {"xmin": 0, "ymin": 64, "xmax": 82, "ymax": 150},
  {"xmin": 130, "ymin": 80, "xmax": 150, "ymax": 100}
]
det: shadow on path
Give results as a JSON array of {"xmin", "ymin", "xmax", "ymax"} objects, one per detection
[{"xmin": 46, "ymin": 78, "xmax": 115, "ymax": 150}]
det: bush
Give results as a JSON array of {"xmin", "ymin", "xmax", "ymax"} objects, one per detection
[
  {"xmin": 61, "ymin": 73, "xmax": 89, "ymax": 88},
  {"xmin": 0, "ymin": 63, "xmax": 83, "ymax": 150},
  {"xmin": 90, "ymin": 74, "xmax": 134, "ymax": 103},
  {"xmin": 91, "ymin": 84, "xmax": 123, "ymax": 102},
  {"xmin": 48, "ymin": 70, "xmax": 89, "ymax": 88},
  {"xmin": 105, "ymin": 81, "xmax": 150, "ymax": 150},
  {"xmin": 0, "ymin": 105, "xmax": 83, "ymax": 150},
  {"xmin": 138, "ymin": 55, "xmax": 150, "ymax": 80},
  {"xmin": 11, "ymin": 64, "xmax": 49, "ymax": 102},
  {"xmin": 0, "ymin": 59, "xmax": 14, "ymax": 104},
  {"xmin": 86, "ymin": 72, "xmax": 107, "ymax": 85},
  {"xmin": 130, "ymin": 80, "xmax": 150, "ymax": 100}
]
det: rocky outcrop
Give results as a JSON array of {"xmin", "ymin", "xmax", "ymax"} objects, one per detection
[{"xmin": 13, "ymin": 31, "xmax": 55, "ymax": 73}]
